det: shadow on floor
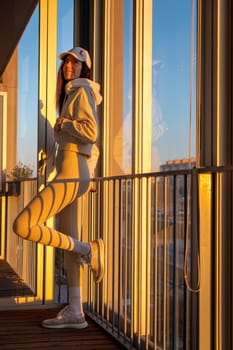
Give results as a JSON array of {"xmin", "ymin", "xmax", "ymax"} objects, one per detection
[{"xmin": 0, "ymin": 259, "xmax": 34, "ymax": 297}]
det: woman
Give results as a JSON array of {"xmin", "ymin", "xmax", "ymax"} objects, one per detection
[{"xmin": 13, "ymin": 47, "xmax": 104, "ymax": 329}]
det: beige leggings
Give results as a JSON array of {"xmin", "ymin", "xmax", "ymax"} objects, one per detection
[
  {"xmin": 13, "ymin": 150, "xmax": 90, "ymax": 247},
  {"xmin": 13, "ymin": 150, "xmax": 90, "ymax": 287}
]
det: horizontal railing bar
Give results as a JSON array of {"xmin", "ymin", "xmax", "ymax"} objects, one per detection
[
  {"xmin": 91, "ymin": 165, "xmax": 233, "ymax": 181},
  {"xmin": 1, "ymin": 164, "xmax": 233, "ymax": 189},
  {"xmin": 1, "ymin": 165, "xmax": 232, "ymax": 193}
]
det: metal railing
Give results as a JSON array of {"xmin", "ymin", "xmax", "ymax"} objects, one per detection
[
  {"xmin": 2, "ymin": 166, "xmax": 233, "ymax": 349},
  {"xmin": 81, "ymin": 168, "xmax": 201, "ymax": 350},
  {"xmin": 0, "ymin": 170, "xmax": 195, "ymax": 346},
  {"xmin": 0, "ymin": 179, "xmax": 38, "ymax": 294}
]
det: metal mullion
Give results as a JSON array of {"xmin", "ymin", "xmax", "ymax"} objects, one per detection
[
  {"xmin": 99, "ymin": 179, "xmax": 105, "ymax": 320},
  {"xmin": 93, "ymin": 180, "xmax": 100, "ymax": 317},
  {"xmin": 153, "ymin": 176, "xmax": 158, "ymax": 350},
  {"xmin": 137, "ymin": 178, "xmax": 142, "ymax": 347},
  {"xmin": 102, "ymin": 0, "xmax": 112, "ymax": 176},
  {"xmin": 117, "ymin": 179, "xmax": 122, "ymax": 337},
  {"xmin": 173, "ymin": 175, "xmax": 177, "ymax": 349},
  {"xmin": 132, "ymin": 0, "xmax": 152, "ymax": 174},
  {"xmin": 38, "ymin": 0, "xmax": 57, "ymax": 304},
  {"xmin": 157, "ymin": 176, "xmax": 163, "ymax": 345},
  {"xmin": 87, "ymin": 190, "xmax": 93, "ymax": 312},
  {"xmin": 123, "ymin": 179, "xmax": 129, "ymax": 339},
  {"xmin": 131, "ymin": 177, "xmax": 137, "ymax": 346},
  {"xmin": 183, "ymin": 174, "xmax": 188, "ymax": 349},
  {"xmin": 163, "ymin": 176, "xmax": 167, "ymax": 349},
  {"xmin": 93, "ymin": 189, "xmax": 100, "ymax": 316},
  {"xmin": 105, "ymin": 179, "xmax": 110, "ymax": 322},
  {"xmin": 111, "ymin": 179, "xmax": 116, "ymax": 332},
  {"xmin": 145, "ymin": 176, "xmax": 151, "ymax": 349}
]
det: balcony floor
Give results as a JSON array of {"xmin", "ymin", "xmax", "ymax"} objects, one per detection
[
  {"xmin": 0, "ymin": 260, "xmax": 34, "ymax": 297},
  {"xmin": 0, "ymin": 308, "xmax": 125, "ymax": 349}
]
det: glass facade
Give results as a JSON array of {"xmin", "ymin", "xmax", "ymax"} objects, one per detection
[
  {"xmin": 57, "ymin": 0, "xmax": 74, "ymax": 66},
  {"xmin": 104, "ymin": 0, "xmax": 196, "ymax": 176},
  {"xmin": 105, "ymin": 0, "xmax": 133, "ymax": 176},
  {"xmin": 15, "ymin": 0, "xmax": 196, "ymax": 177},
  {"xmin": 150, "ymin": 2, "xmax": 197, "ymax": 347},
  {"xmin": 152, "ymin": 0, "xmax": 196, "ymax": 170},
  {"xmin": 17, "ymin": 6, "xmax": 39, "ymax": 172},
  {"xmin": 122, "ymin": 0, "xmax": 133, "ymax": 173},
  {"xmin": 16, "ymin": 1, "xmax": 73, "ymax": 173}
]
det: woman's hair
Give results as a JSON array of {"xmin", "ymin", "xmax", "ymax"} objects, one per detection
[{"xmin": 56, "ymin": 59, "xmax": 91, "ymax": 115}]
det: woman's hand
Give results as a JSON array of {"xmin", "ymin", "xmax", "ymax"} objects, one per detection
[{"xmin": 54, "ymin": 117, "xmax": 65, "ymax": 132}]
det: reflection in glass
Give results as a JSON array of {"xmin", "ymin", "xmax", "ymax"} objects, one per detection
[
  {"xmin": 122, "ymin": 0, "xmax": 133, "ymax": 173},
  {"xmin": 152, "ymin": 0, "xmax": 196, "ymax": 170},
  {"xmin": 57, "ymin": 0, "xmax": 74, "ymax": 63},
  {"xmin": 151, "ymin": 1, "xmax": 196, "ymax": 348},
  {"xmin": 109, "ymin": 0, "xmax": 133, "ymax": 175},
  {"xmin": 17, "ymin": 7, "xmax": 39, "ymax": 170}
]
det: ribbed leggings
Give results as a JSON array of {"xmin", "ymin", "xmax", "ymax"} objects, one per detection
[{"xmin": 13, "ymin": 149, "xmax": 90, "ymax": 288}]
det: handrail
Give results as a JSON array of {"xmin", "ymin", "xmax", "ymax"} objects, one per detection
[
  {"xmin": 82, "ymin": 166, "xmax": 233, "ymax": 349},
  {"xmin": 1, "ymin": 166, "xmax": 233, "ymax": 348},
  {"xmin": 0, "ymin": 177, "xmax": 37, "ymax": 196}
]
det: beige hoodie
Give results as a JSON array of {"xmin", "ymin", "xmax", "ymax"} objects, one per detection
[{"xmin": 54, "ymin": 78, "xmax": 102, "ymax": 158}]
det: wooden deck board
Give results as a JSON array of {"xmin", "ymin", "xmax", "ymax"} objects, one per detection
[{"xmin": 0, "ymin": 308, "xmax": 125, "ymax": 349}]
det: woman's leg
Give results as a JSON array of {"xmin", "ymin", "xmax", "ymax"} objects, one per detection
[
  {"xmin": 13, "ymin": 150, "xmax": 104, "ymax": 286},
  {"xmin": 60, "ymin": 198, "xmax": 85, "ymax": 316},
  {"xmin": 42, "ymin": 197, "xmax": 89, "ymax": 329},
  {"xmin": 13, "ymin": 151, "xmax": 90, "ymax": 253}
]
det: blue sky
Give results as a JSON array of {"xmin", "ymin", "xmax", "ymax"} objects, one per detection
[
  {"xmin": 17, "ymin": 0, "xmax": 196, "ymax": 172},
  {"xmin": 122, "ymin": 0, "xmax": 196, "ymax": 170},
  {"xmin": 151, "ymin": 0, "xmax": 196, "ymax": 167}
]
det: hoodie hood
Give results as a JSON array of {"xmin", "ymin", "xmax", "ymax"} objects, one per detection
[{"xmin": 65, "ymin": 78, "xmax": 102, "ymax": 106}]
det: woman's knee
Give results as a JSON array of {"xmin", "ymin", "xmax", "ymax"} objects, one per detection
[{"xmin": 12, "ymin": 211, "xmax": 30, "ymax": 239}]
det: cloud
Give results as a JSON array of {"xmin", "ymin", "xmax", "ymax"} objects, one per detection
[
  {"xmin": 152, "ymin": 59, "xmax": 161, "ymax": 66},
  {"xmin": 152, "ymin": 59, "xmax": 167, "ymax": 142},
  {"xmin": 152, "ymin": 94, "xmax": 167, "ymax": 142}
]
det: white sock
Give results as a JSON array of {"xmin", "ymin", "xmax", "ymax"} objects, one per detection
[
  {"xmin": 69, "ymin": 286, "xmax": 83, "ymax": 316},
  {"xmin": 73, "ymin": 240, "xmax": 90, "ymax": 256}
]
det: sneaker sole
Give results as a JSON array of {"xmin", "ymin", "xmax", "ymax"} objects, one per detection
[{"xmin": 42, "ymin": 321, "xmax": 88, "ymax": 329}]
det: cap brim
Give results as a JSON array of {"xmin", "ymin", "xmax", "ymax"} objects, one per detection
[
  {"xmin": 59, "ymin": 51, "xmax": 82, "ymax": 61},
  {"xmin": 59, "ymin": 49, "xmax": 91, "ymax": 69}
]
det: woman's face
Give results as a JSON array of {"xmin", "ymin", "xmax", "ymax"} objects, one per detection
[{"xmin": 62, "ymin": 54, "xmax": 83, "ymax": 81}]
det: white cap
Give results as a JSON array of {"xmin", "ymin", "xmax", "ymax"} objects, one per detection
[{"xmin": 59, "ymin": 47, "xmax": 91, "ymax": 69}]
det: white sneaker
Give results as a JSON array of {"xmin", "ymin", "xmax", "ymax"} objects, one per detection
[
  {"xmin": 42, "ymin": 306, "xmax": 88, "ymax": 329},
  {"xmin": 88, "ymin": 239, "xmax": 104, "ymax": 283},
  {"xmin": 76, "ymin": 239, "xmax": 104, "ymax": 283}
]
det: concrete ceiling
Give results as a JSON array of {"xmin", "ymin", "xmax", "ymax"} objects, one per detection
[{"xmin": 0, "ymin": 0, "xmax": 38, "ymax": 77}]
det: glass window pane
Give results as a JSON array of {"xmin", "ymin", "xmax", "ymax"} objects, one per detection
[
  {"xmin": 17, "ymin": 7, "xmax": 39, "ymax": 171},
  {"xmin": 151, "ymin": 1, "xmax": 196, "ymax": 348},
  {"xmin": 123, "ymin": 0, "xmax": 133, "ymax": 173},
  {"xmin": 152, "ymin": 0, "xmax": 196, "ymax": 170},
  {"xmin": 57, "ymin": 0, "xmax": 74, "ymax": 60},
  {"xmin": 108, "ymin": 0, "xmax": 133, "ymax": 176}
]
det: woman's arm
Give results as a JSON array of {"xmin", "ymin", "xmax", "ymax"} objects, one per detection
[{"xmin": 55, "ymin": 88, "xmax": 98, "ymax": 144}]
